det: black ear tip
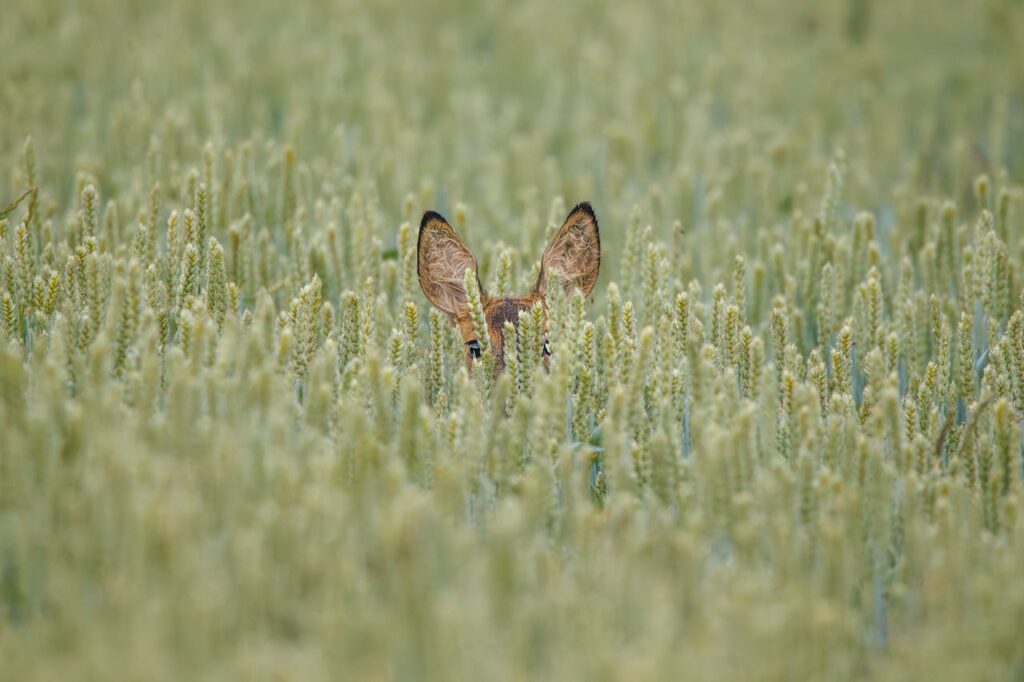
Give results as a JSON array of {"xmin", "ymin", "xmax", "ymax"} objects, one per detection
[
  {"xmin": 420, "ymin": 210, "xmax": 447, "ymax": 230},
  {"xmin": 570, "ymin": 201, "xmax": 596, "ymax": 219},
  {"xmin": 418, "ymin": 210, "xmax": 446, "ymax": 260}
]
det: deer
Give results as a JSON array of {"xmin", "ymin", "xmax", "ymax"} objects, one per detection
[{"xmin": 417, "ymin": 202, "xmax": 601, "ymax": 374}]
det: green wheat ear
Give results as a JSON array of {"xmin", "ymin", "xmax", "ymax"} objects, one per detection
[{"xmin": 463, "ymin": 266, "xmax": 489, "ymax": 355}]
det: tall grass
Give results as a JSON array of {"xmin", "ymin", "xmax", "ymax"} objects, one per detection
[{"xmin": 2, "ymin": 0, "xmax": 1024, "ymax": 679}]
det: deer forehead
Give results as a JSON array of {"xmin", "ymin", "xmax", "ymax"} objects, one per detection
[
  {"xmin": 455, "ymin": 296, "xmax": 543, "ymax": 341},
  {"xmin": 484, "ymin": 296, "xmax": 540, "ymax": 329}
]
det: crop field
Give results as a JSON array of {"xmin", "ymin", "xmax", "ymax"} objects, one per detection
[{"xmin": 2, "ymin": 0, "xmax": 1024, "ymax": 679}]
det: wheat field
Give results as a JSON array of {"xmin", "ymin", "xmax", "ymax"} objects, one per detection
[{"xmin": 2, "ymin": 0, "xmax": 1024, "ymax": 680}]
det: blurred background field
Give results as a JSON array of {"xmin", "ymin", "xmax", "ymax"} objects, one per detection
[{"xmin": 2, "ymin": 0, "xmax": 1024, "ymax": 680}]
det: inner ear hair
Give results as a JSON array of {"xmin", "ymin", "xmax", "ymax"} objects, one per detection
[
  {"xmin": 537, "ymin": 201, "xmax": 601, "ymax": 298},
  {"xmin": 417, "ymin": 210, "xmax": 480, "ymax": 317}
]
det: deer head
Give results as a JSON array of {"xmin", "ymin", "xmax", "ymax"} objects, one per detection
[{"xmin": 417, "ymin": 201, "xmax": 601, "ymax": 373}]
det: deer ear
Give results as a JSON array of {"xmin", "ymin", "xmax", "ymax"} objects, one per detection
[
  {"xmin": 417, "ymin": 210, "xmax": 481, "ymax": 317},
  {"xmin": 536, "ymin": 202, "xmax": 601, "ymax": 298}
]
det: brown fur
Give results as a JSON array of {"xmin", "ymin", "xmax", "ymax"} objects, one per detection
[
  {"xmin": 417, "ymin": 211, "xmax": 480, "ymax": 318},
  {"xmin": 536, "ymin": 204, "xmax": 601, "ymax": 298},
  {"xmin": 417, "ymin": 202, "xmax": 600, "ymax": 374},
  {"xmin": 482, "ymin": 294, "xmax": 542, "ymax": 372}
]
